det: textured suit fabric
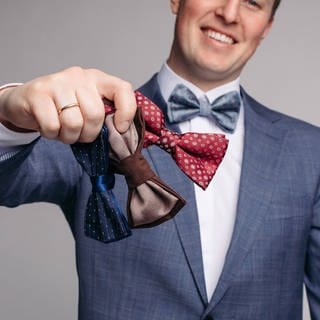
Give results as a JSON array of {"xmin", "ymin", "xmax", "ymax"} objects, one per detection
[{"xmin": 1, "ymin": 75, "xmax": 320, "ymax": 320}]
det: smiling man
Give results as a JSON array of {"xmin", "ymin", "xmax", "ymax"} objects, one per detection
[
  {"xmin": 1, "ymin": 1, "xmax": 320, "ymax": 320},
  {"xmin": 168, "ymin": 0, "xmax": 274, "ymax": 89}
]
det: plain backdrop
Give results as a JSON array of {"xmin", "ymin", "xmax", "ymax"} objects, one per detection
[{"xmin": 0, "ymin": 1, "xmax": 319, "ymax": 319}]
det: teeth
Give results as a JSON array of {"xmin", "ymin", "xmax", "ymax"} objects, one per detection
[{"xmin": 206, "ymin": 30, "xmax": 234, "ymax": 44}]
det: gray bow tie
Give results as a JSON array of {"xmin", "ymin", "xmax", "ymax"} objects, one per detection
[{"xmin": 167, "ymin": 84, "xmax": 241, "ymax": 133}]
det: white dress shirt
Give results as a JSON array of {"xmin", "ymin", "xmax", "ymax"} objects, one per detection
[
  {"xmin": 0, "ymin": 66, "xmax": 245, "ymax": 300},
  {"xmin": 158, "ymin": 63, "xmax": 245, "ymax": 300}
]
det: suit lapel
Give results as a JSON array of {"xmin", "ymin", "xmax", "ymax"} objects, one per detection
[
  {"xmin": 204, "ymin": 90, "xmax": 287, "ymax": 313},
  {"xmin": 139, "ymin": 76, "xmax": 208, "ymax": 304}
]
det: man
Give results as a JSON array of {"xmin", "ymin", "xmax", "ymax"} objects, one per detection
[{"xmin": 0, "ymin": 0, "xmax": 320, "ymax": 319}]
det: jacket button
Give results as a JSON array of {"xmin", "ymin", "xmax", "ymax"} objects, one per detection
[{"xmin": 204, "ymin": 316, "xmax": 213, "ymax": 320}]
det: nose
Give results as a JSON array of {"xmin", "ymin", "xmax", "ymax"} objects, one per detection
[{"xmin": 215, "ymin": 0, "xmax": 241, "ymax": 24}]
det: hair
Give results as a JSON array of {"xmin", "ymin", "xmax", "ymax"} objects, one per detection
[{"xmin": 271, "ymin": 0, "xmax": 282, "ymax": 17}]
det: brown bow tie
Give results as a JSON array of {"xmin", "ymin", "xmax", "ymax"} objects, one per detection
[{"xmin": 105, "ymin": 108, "xmax": 185, "ymax": 228}]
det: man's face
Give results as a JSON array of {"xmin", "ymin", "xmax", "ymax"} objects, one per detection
[{"xmin": 168, "ymin": 0, "xmax": 274, "ymax": 90}]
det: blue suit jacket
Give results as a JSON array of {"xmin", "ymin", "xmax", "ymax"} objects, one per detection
[{"xmin": 1, "ymin": 75, "xmax": 320, "ymax": 320}]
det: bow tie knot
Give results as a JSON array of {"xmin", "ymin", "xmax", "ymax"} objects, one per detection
[
  {"xmin": 167, "ymin": 84, "xmax": 241, "ymax": 133},
  {"xmin": 157, "ymin": 130, "xmax": 180, "ymax": 152},
  {"xmin": 197, "ymin": 97, "xmax": 212, "ymax": 117}
]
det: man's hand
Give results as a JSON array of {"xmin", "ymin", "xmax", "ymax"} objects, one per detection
[{"xmin": 0, "ymin": 67, "xmax": 137, "ymax": 144}]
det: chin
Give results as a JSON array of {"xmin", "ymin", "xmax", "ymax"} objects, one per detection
[{"xmin": 197, "ymin": 63, "xmax": 234, "ymax": 78}]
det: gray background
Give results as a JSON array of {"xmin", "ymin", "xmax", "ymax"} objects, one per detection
[{"xmin": 0, "ymin": 1, "xmax": 319, "ymax": 319}]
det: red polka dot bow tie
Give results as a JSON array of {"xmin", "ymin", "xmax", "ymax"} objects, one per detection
[
  {"xmin": 135, "ymin": 92, "xmax": 228, "ymax": 190},
  {"xmin": 105, "ymin": 92, "xmax": 229, "ymax": 190}
]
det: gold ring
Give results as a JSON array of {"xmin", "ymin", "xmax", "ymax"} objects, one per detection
[{"xmin": 58, "ymin": 102, "xmax": 80, "ymax": 115}]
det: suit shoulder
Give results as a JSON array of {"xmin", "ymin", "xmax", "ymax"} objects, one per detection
[{"xmin": 244, "ymin": 91, "xmax": 320, "ymax": 137}]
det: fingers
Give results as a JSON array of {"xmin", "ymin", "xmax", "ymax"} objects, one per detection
[
  {"xmin": 88, "ymin": 69, "xmax": 137, "ymax": 133},
  {"xmin": 51, "ymin": 68, "xmax": 136, "ymax": 141},
  {"xmin": 31, "ymin": 94, "xmax": 61, "ymax": 139},
  {"xmin": 75, "ymin": 86, "xmax": 105, "ymax": 142},
  {"xmin": 0, "ymin": 66, "xmax": 137, "ymax": 145},
  {"xmin": 53, "ymin": 90, "xmax": 83, "ymax": 143},
  {"xmin": 113, "ymin": 85, "xmax": 137, "ymax": 133}
]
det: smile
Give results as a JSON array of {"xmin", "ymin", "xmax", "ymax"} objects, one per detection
[{"xmin": 204, "ymin": 29, "xmax": 235, "ymax": 45}]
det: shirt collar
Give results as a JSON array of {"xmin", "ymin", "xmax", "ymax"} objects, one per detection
[{"xmin": 157, "ymin": 63, "xmax": 241, "ymax": 104}]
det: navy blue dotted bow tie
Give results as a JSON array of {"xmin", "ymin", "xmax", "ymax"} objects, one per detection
[
  {"xmin": 71, "ymin": 127, "xmax": 131, "ymax": 243},
  {"xmin": 167, "ymin": 84, "xmax": 241, "ymax": 133}
]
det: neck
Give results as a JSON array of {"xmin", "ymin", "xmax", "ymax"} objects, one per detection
[{"xmin": 167, "ymin": 52, "xmax": 241, "ymax": 92}]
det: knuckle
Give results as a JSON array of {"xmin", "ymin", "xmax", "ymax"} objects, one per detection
[
  {"xmin": 79, "ymin": 131, "xmax": 100, "ymax": 143},
  {"xmin": 59, "ymin": 135, "xmax": 78, "ymax": 144},
  {"xmin": 118, "ymin": 80, "xmax": 133, "ymax": 91},
  {"xmin": 86, "ymin": 67, "xmax": 99, "ymax": 75},
  {"xmin": 49, "ymin": 66, "xmax": 85, "ymax": 86},
  {"xmin": 63, "ymin": 117, "xmax": 84, "ymax": 133},
  {"xmin": 85, "ymin": 107, "xmax": 105, "ymax": 124},
  {"xmin": 26, "ymin": 80, "xmax": 46, "ymax": 96},
  {"xmin": 41, "ymin": 122, "xmax": 60, "ymax": 139},
  {"xmin": 47, "ymin": 122, "xmax": 61, "ymax": 133},
  {"xmin": 65, "ymin": 66, "xmax": 84, "ymax": 75},
  {"xmin": 47, "ymin": 73, "xmax": 60, "ymax": 84}
]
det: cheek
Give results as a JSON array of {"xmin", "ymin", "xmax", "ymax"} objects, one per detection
[
  {"xmin": 244, "ymin": 17, "xmax": 271, "ymax": 44},
  {"xmin": 175, "ymin": 13, "xmax": 198, "ymax": 49},
  {"xmin": 176, "ymin": 2, "xmax": 203, "ymax": 35},
  {"xmin": 243, "ymin": 25, "xmax": 267, "ymax": 54},
  {"xmin": 182, "ymin": 1, "xmax": 203, "ymax": 18}
]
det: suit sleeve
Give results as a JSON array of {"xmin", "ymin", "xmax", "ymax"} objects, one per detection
[
  {"xmin": 304, "ymin": 179, "xmax": 320, "ymax": 319},
  {"xmin": 0, "ymin": 137, "xmax": 83, "ymax": 208}
]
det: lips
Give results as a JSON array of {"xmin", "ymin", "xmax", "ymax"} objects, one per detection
[{"xmin": 201, "ymin": 27, "xmax": 237, "ymax": 45}]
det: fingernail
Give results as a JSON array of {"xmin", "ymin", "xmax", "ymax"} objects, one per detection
[{"xmin": 116, "ymin": 121, "xmax": 130, "ymax": 133}]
